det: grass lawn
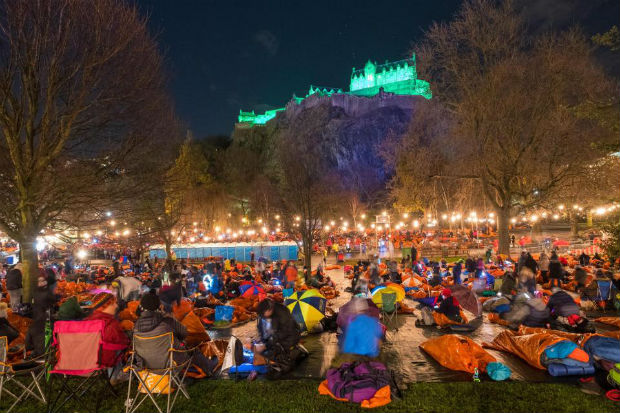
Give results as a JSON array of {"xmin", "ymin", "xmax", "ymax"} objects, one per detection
[{"xmin": 2, "ymin": 378, "xmax": 618, "ymax": 413}]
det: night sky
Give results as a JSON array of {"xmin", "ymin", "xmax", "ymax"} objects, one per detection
[{"xmin": 137, "ymin": 0, "xmax": 619, "ymax": 138}]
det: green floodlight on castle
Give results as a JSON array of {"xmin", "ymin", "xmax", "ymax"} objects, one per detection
[{"xmin": 238, "ymin": 53, "xmax": 432, "ymax": 126}]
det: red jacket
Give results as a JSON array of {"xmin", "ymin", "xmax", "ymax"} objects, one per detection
[{"xmin": 86, "ymin": 311, "xmax": 129, "ymax": 367}]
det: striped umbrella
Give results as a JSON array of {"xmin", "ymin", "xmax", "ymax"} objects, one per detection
[
  {"xmin": 284, "ymin": 289, "xmax": 326, "ymax": 331},
  {"xmin": 240, "ymin": 282, "xmax": 265, "ymax": 298}
]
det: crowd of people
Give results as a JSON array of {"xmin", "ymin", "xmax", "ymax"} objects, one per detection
[{"xmin": 1, "ymin": 241, "xmax": 619, "ymax": 408}]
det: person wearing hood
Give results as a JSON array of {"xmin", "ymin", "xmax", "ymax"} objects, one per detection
[
  {"xmin": 134, "ymin": 291, "xmax": 218, "ymax": 376},
  {"xmin": 434, "ymin": 288, "xmax": 461, "ymax": 322}
]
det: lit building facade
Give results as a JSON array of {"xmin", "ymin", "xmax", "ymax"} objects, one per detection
[{"xmin": 237, "ymin": 53, "xmax": 431, "ymax": 128}]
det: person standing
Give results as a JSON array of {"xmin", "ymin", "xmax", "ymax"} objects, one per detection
[
  {"xmin": 284, "ymin": 262, "xmax": 298, "ymax": 290},
  {"xmin": 538, "ymin": 252, "xmax": 550, "ymax": 283}
]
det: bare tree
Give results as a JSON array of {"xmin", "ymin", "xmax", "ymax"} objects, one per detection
[
  {"xmin": 275, "ymin": 107, "xmax": 340, "ymax": 269},
  {"xmin": 0, "ymin": 0, "xmax": 171, "ymax": 299},
  {"xmin": 394, "ymin": 0, "xmax": 617, "ymax": 255}
]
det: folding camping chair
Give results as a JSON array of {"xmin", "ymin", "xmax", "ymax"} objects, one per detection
[
  {"xmin": 0, "ymin": 336, "xmax": 47, "ymax": 413},
  {"xmin": 595, "ymin": 280, "xmax": 614, "ymax": 312},
  {"xmin": 380, "ymin": 292, "xmax": 399, "ymax": 332},
  {"xmin": 47, "ymin": 319, "xmax": 126, "ymax": 413},
  {"xmin": 124, "ymin": 332, "xmax": 194, "ymax": 413}
]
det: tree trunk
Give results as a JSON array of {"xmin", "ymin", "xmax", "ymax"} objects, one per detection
[
  {"xmin": 20, "ymin": 237, "xmax": 39, "ymax": 303},
  {"xmin": 569, "ymin": 211, "xmax": 579, "ymax": 238},
  {"xmin": 165, "ymin": 239, "xmax": 172, "ymax": 259},
  {"xmin": 497, "ymin": 207, "xmax": 511, "ymax": 257},
  {"xmin": 303, "ymin": 232, "xmax": 312, "ymax": 270}
]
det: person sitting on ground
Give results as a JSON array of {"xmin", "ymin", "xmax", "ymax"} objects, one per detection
[
  {"xmin": 85, "ymin": 292, "xmax": 129, "ymax": 367},
  {"xmin": 573, "ymin": 265, "xmax": 588, "ymax": 291},
  {"xmin": 504, "ymin": 291, "xmax": 550, "ymax": 329},
  {"xmin": 159, "ymin": 272, "xmax": 185, "ymax": 312},
  {"xmin": 416, "ymin": 288, "xmax": 463, "ymax": 326},
  {"xmin": 113, "ymin": 272, "xmax": 142, "ymax": 310},
  {"xmin": 134, "ymin": 291, "xmax": 218, "ymax": 376},
  {"xmin": 518, "ymin": 267, "xmax": 537, "ymax": 295},
  {"xmin": 307, "ymin": 271, "xmax": 327, "ymax": 289},
  {"xmin": 5, "ymin": 266, "xmax": 22, "ymax": 312},
  {"xmin": 428, "ymin": 266, "xmax": 443, "ymax": 287},
  {"xmin": 255, "ymin": 298, "xmax": 301, "ymax": 376},
  {"xmin": 434, "ymin": 288, "xmax": 462, "ymax": 322},
  {"xmin": 546, "ymin": 287, "xmax": 592, "ymax": 333},
  {"xmin": 0, "ymin": 302, "xmax": 19, "ymax": 345},
  {"xmin": 500, "ymin": 271, "xmax": 518, "ymax": 296}
]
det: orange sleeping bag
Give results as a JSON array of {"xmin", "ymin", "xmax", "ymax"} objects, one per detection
[
  {"xmin": 420, "ymin": 335, "xmax": 496, "ymax": 373},
  {"xmin": 181, "ymin": 311, "xmax": 210, "ymax": 347},
  {"xmin": 318, "ymin": 380, "xmax": 391, "ymax": 409},
  {"xmin": 433, "ymin": 311, "xmax": 468, "ymax": 327},
  {"xmin": 595, "ymin": 317, "xmax": 620, "ymax": 329},
  {"xmin": 484, "ymin": 331, "xmax": 565, "ymax": 369}
]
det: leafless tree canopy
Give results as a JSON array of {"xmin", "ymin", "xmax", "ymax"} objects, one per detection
[
  {"xmin": 0, "ymin": 0, "xmax": 174, "ymax": 298},
  {"xmin": 388, "ymin": 0, "xmax": 619, "ymax": 254}
]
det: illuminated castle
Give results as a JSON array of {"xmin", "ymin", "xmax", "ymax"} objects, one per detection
[{"xmin": 237, "ymin": 53, "xmax": 431, "ymax": 128}]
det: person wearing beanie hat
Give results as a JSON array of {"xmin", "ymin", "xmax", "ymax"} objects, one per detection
[
  {"xmin": 134, "ymin": 290, "xmax": 219, "ymax": 376},
  {"xmin": 85, "ymin": 292, "xmax": 129, "ymax": 367},
  {"xmin": 434, "ymin": 287, "xmax": 462, "ymax": 322},
  {"xmin": 139, "ymin": 290, "xmax": 161, "ymax": 312},
  {"xmin": 0, "ymin": 302, "xmax": 19, "ymax": 344}
]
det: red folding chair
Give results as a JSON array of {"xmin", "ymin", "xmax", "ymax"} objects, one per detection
[{"xmin": 47, "ymin": 319, "xmax": 127, "ymax": 413}]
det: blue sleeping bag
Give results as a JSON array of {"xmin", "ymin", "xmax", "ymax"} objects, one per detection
[
  {"xmin": 544, "ymin": 341, "xmax": 577, "ymax": 359},
  {"xmin": 583, "ymin": 336, "xmax": 620, "ymax": 363},
  {"xmin": 547, "ymin": 363, "xmax": 595, "ymax": 377},
  {"xmin": 228, "ymin": 364, "xmax": 269, "ymax": 375}
]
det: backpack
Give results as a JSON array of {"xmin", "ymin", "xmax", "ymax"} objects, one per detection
[{"xmin": 326, "ymin": 361, "xmax": 391, "ymax": 403}]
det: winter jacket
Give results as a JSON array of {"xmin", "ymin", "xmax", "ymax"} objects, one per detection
[
  {"xmin": 85, "ymin": 311, "xmax": 129, "ymax": 367},
  {"xmin": 547, "ymin": 291, "xmax": 580, "ymax": 317},
  {"xmin": 257, "ymin": 303, "xmax": 300, "ymax": 350},
  {"xmin": 500, "ymin": 272, "xmax": 517, "ymax": 295},
  {"xmin": 6, "ymin": 268, "xmax": 22, "ymax": 290},
  {"xmin": 574, "ymin": 268, "xmax": 588, "ymax": 286},
  {"xmin": 523, "ymin": 299, "xmax": 550, "ymax": 327},
  {"xmin": 538, "ymin": 254, "xmax": 550, "ymax": 271},
  {"xmin": 549, "ymin": 261, "xmax": 563, "ymax": 280},
  {"xmin": 436, "ymin": 296, "xmax": 461, "ymax": 321}
]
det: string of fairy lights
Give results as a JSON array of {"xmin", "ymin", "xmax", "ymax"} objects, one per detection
[{"xmin": 35, "ymin": 202, "xmax": 619, "ymax": 251}]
